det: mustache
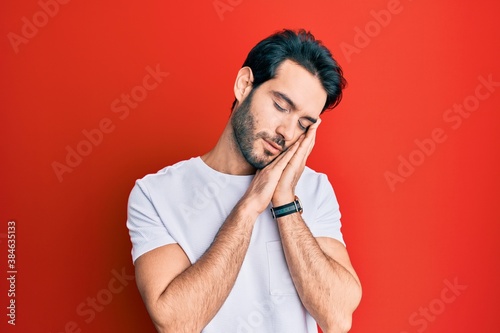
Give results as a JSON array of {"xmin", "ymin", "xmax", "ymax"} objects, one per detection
[{"xmin": 256, "ymin": 132, "xmax": 285, "ymax": 150}]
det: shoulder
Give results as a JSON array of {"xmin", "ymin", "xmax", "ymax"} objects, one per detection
[
  {"xmin": 143, "ymin": 157, "xmax": 198, "ymax": 179},
  {"xmin": 296, "ymin": 166, "xmax": 339, "ymax": 207},
  {"xmin": 301, "ymin": 166, "xmax": 326, "ymax": 178},
  {"xmin": 137, "ymin": 157, "xmax": 199, "ymax": 186},
  {"xmin": 128, "ymin": 157, "xmax": 201, "ymax": 201},
  {"xmin": 298, "ymin": 166, "xmax": 332, "ymax": 190}
]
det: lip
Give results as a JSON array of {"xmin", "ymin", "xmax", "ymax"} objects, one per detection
[{"xmin": 262, "ymin": 138, "xmax": 282, "ymax": 154}]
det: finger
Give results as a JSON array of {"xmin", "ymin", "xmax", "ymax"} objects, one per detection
[
  {"xmin": 266, "ymin": 136, "xmax": 303, "ymax": 170},
  {"xmin": 290, "ymin": 126, "xmax": 319, "ymax": 164},
  {"xmin": 303, "ymin": 118, "xmax": 321, "ymax": 155},
  {"xmin": 276, "ymin": 136, "xmax": 303, "ymax": 162},
  {"xmin": 266, "ymin": 117, "xmax": 321, "ymax": 172},
  {"xmin": 284, "ymin": 119, "xmax": 321, "ymax": 170},
  {"xmin": 310, "ymin": 117, "xmax": 322, "ymax": 130}
]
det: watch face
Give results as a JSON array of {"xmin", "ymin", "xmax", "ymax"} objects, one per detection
[{"xmin": 295, "ymin": 196, "xmax": 303, "ymax": 214}]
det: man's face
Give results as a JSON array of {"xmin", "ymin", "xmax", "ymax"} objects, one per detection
[{"xmin": 231, "ymin": 60, "xmax": 327, "ymax": 169}]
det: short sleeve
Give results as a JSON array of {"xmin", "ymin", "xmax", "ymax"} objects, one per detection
[
  {"xmin": 309, "ymin": 174, "xmax": 345, "ymax": 246},
  {"xmin": 126, "ymin": 180, "xmax": 176, "ymax": 264}
]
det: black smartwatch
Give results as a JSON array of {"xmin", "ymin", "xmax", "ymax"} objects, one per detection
[{"xmin": 270, "ymin": 196, "xmax": 303, "ymax": 219}]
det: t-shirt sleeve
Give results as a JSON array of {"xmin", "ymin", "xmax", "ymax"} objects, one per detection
[
  {"xmin": 309, "ymin": 174, "xmax": 345, "ymax": 246},
  {"xmin": 126, "ymin": 180, "xmax": 177, "ymax": 264}
]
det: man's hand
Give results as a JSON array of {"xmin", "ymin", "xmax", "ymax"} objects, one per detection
[
  {"xmin": 239, "ymin": 138, "xmax": 301, "ymax": 215},
  {"xmin": 269, "ymin": 118, "xmax": 361, "ymax": 332},
  {"xmin": 272, "ymin": 118, "xmax": 321, "ymax": 206},
  {"xmin": 240, "ymin": 118, "xmax": 321, "ymax": 214}
]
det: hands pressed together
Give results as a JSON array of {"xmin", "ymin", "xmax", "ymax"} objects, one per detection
[{"xmin": 243, "ymin": 119, "xmax": 322, "ymax": 215}]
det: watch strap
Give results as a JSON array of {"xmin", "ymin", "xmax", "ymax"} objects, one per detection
[{"xmin": 270, "ymin": 196, "xmax": 302, "ymax": 219}]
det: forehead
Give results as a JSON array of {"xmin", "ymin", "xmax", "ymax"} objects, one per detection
[{"xmin": 260, "ymin": 59, "xmax": 327, "ymax": 116}]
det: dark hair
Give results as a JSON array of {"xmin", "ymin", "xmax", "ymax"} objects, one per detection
[{"xmin": 232, "ymin": 29, "xmax": 346, "ymax": 112}]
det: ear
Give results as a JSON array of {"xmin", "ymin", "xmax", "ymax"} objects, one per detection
[{"xmin": 233, "ymin": 66, "xmax": 254, "ymax": 104}]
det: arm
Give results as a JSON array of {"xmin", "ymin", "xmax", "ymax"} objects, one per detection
[
  {"xmin": 134, "ymin": 139, "xmax": 304, "ymax": 333},
  {"xmin": 135, "ymin": 202, "xmax": 258, "ymax": 333},
  {"xmin": 271, "ymin": 119, "xmax": 361, "ymax": 332},
  {"xmin": 276, "ymin": 213, "xmax": 361, "ymax": 332}
]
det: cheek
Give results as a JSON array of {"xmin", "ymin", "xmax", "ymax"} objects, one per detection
[{"xmin": 250, "ymin": 97, "xmax": 275, "ymax": 129}]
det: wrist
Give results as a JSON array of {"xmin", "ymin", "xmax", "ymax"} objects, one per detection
[
  {"xmin": 235, "ymin": 197, "xmax": 263, "ymax": 220},
  {"xmin": 270, "ymin": 195, "xmax": 303, "ymax": 220},
  {"xmin": 271, "ymin": 193, "xmax": 295, "ymax": 207}
]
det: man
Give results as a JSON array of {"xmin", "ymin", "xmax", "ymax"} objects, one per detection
[{"xmin": 127, "ymin": 29, "xmax": 361, "ymax": 333}]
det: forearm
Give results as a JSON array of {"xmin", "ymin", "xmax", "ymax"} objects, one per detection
[
  {"xmin": 276, "ymin": 214, "xmax": 361, "ymax": 333},
  {"xmin": 152, "ymin": 202, "xmax": 257, "ymax": 332}
]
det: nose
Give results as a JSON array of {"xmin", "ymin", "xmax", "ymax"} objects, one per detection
[{"xmin": 275, "ymin": 117, "xmax": 296, "ymax": 143}]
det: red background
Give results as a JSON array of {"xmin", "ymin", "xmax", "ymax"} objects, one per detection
[{"xmin": 1, "ymin": 0, "xmax": 499, "ymax": 332}]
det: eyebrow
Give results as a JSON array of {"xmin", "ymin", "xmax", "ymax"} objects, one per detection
[{"xmin": 271, "ymin": 90, "xmax": 318, "ymax": 124}]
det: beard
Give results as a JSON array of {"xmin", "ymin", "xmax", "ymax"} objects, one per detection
[{"xmin": 231, "ymin": 89, "xmax": 285, "ymax": 169}]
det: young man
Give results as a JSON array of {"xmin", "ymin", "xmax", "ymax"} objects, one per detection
[{"xmin": 127, "ymin": 29, "xmax": 361, "ymax": 333}]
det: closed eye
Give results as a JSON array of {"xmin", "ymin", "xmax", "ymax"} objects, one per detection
[
  {"xmin": 274, "ymin": 98, "xmax": 311, "ymax": 131},
  {"xmin": 274, "ymin": 101, "xmax": 289, "ymax": 113},
  {"xmin": 298, "ymin": 120, "xmax": 308, "ymax": 131}
]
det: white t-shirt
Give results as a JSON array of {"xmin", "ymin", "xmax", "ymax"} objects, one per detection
[{"xmin": 127, "ymin": 157, "xmax": 344, "ymax": 333}]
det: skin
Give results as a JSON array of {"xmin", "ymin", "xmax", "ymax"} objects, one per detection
[{"xmin": 134, "ymin": 60, "xmax": 362, "ymax": 333}]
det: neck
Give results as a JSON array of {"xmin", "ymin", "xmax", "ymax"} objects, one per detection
[{"xmin": 201, "ymin": 121, "xmax": 256, "ymax": 175}]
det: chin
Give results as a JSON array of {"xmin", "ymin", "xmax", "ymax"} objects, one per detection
[
  {"xmin": 244, "ymin": 154, "xmax": 270, "ymax": 170},
  {"xmin": 248, "ymin": 159, "xmax": 268, "ymax": 170},
  {"xmin": 251, "ymin": 154, "xmax": 279, "ymax": 170}
]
